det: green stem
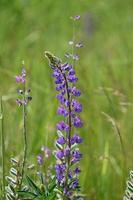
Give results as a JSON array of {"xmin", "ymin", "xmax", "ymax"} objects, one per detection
[
  {"xmin": 0, "ymin": 96, "xmax": 5, "ymax": 200},
  {"xmin": 20, "ymin": 83, "xmax": 27, "ymax": 187},
  {"xmin": 72, "ymin": 20, "xmax": 76, "ymax": 68}
]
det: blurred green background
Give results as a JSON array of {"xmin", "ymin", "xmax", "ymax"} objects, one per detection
[{"xmin": 0, "ymin": 0, "xmax": 133, "ymax": 199}]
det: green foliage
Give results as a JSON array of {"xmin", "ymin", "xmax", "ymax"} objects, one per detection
[{"xmin": 18, "ymin": 176, "xmax": 56, "ymax": 200}]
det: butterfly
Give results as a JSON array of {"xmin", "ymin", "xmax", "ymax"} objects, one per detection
[{"xmin": 44, "ymin": 51, "xmax": 62, "ymax": 69}]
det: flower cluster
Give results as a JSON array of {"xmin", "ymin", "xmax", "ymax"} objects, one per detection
[
  {"xmin": 37, "ymin": 146, "xmax": 51, "ymax": 165},
  {"xmin": 15, "ymin": 68, "xmax": 32, "ymax": 106},
  {"xmin": 45, "ymin": 49, "xmax": 83, "ymax": 198}
]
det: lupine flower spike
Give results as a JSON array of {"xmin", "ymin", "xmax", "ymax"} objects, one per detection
[
  {"xmin": 15, "ymin": 64, "xmax": 32, "ymax": 186},
  {"xmin": 45, "ymin": 50, "xmax": 83, "ymax": 199}
]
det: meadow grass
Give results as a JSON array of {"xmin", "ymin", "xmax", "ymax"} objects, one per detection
[{"xmin": 0, "ymin": 0, "xmax": 133, "ymax": 199}]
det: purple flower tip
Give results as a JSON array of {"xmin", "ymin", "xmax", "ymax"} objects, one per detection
[
  {"xmin": 41, "ymin": 146, "xmax": 51, "ymax": 158},
  {"xmin": 15, "ymin": 75, "xmax": 26, "ymax": 83},
  {"xmin": 72, "ymin": 15, "xmax": 81, "ymax": 21},
  {"xmin": 37, "ymin": 155, "xmax": 43, "ymax": 165}
]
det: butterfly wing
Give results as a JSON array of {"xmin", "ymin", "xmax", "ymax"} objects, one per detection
[{"xmin": 44, "ymin": 51, "xmax": 62, "ymax": 69}]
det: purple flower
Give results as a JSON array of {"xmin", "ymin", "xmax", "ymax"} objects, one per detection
[
  {"xmin": 71, "ymin": 134, "xmax": 83, "ymax": 144},
  {"xmin": 15, "ymin": 75, "xmax": 22, "ymax": 82},
  {"xmin": 68, "ymin": 170, "xmax": 73, "ymax": 179},
  {"xmin": 69, "ymin": 68, "xmax": 75, "ymax": 75},
  {"xmin": 74, "ymin": 167, "xmax": 81, "ymax": 174},
  {"xmin": 62, "ymin": 63, "xmax": 72, "ymax": 71},
  {"xmin": 73, "ymin": 150, "xmax": 82, "ymax": 159},
  {"xmin": 73, "ymin": 15, "xmax": 80, "ymax": 20},
  {"xmin": 71, "ymin": 150, "xmax": 82, "ymax": 164},
  {"xmin": 22, "ymin": 68, "xmax": 26, "ymax": 77},
  {"xmin": 67, "ymin": 75, "xmax": 78, "ymax": 83},
  {"xmin": 15, "ymin": 67, "xmax": 32, "ymax": 107},
  {"xmin": 56, "ymin": 150, "xmax": 64, "ymax": 159},
  {"xmin": 65, "ymin": 100, "xmax": 70, "ymax": 107},
  {"xmin": 64, "ymin": 188, "xmax": 72, "ymax": 198},
  {"xmin": 52, "ymin": 70, "xmax": 60, "ymax": 78},
  {"xmin": 73, "ymin": 134, "xmax": 83, "ymax": 143},
  {"xmin": 64, "ymin": 147, "xmax": 70, "ymax": 157},
  {"xmin": 73, "ymin": 54, "xmax": 79, "ymax": 61},
  {"xmin": 37, "ymin": 155, "xmax": 43, "ymax": 165},
  {"xmin": 57, "ymin": 106, "xmax": 68, "ymax": 117},
  {"xmin": 73, "ymin": 116, "xmax": 83, "ymax": 128},
  {"xmin": 55, "ymin": 78, "xmax": 63, "ymax": 84},
  {"xmin": 56, "ymin": 121, "xmax": 69, "ymax": 131},
  {"xmin": 72, "ymin": 15, "xmax": 81, "ymax": 21},
  {"xmin": 15, "ymin": 75, "xmax": 25, "ymax": 83},
  {"xmin": 72, "ymin": 99, "xmax": 82, "ymax": 113},
  {"xmin": 16, "ymin": 99, "xmax": 22, "ymax": 106},
  {"xmin": 41, "ymin": 146, "xmax": 51, "ymax": 158},
  {"xmin": 56, "ymin": 94, "xmax": 66, "ymax": 104},
  {"xmin": 71, "ymin": 179, "xmax": 79, "ymax": 189},
  {"xmin": 55, "ymin": 164, "xmax": 66, "ymax": 183},
  {"xmin": 15, "ymin": 68, "xmax": 26, "ymax": 83},
  {"xmin": 56, "ymin": 83, "xmax": 65, "ymax": 91},
  {"xmin": 45, "ymin": 51, "xmax": 84, "ymax": 198},
  {"xmin": 57, "ymin": 136, "xmax": 66, "ymax": 145},
  {"xmin": 71, "ymin": 87, "xmax": 81, "ymax": 97}
]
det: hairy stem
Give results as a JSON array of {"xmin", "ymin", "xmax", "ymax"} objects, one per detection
[
  {"xmin": 20, "ymin": 83, "xmax": 27, "ymax": 186},
  {"xmin": 0, "ymin": 96, "xmax": 5, "ymax": 200},
  {"xmin": 72, "ymin": 20, "xmax": 76, "ymax": 67}
]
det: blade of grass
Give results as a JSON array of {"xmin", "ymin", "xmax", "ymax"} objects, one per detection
[{"xmin": 102, "ymin": 87, "xmax": 126, "ymax": 164}]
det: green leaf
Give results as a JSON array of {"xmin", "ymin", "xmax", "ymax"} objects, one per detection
[
  {"xmin": 26, "ymin": 176, "xmax": 42, "ymax": 196},
  {"xmin": 48, "ymin": 177, "xmax": 56, "ymax": 193},
  {"xmin": 47, "ymin": 192, "xmax": 56, "ymax": 200},
  {"xmin": 18, "ymin": 190, "xmax": 37, "ymax": 198}
]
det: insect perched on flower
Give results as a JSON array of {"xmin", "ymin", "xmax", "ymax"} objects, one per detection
[{"xmin": 44, "ymin": 51, "xmax": 62, "ymax": 69}]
